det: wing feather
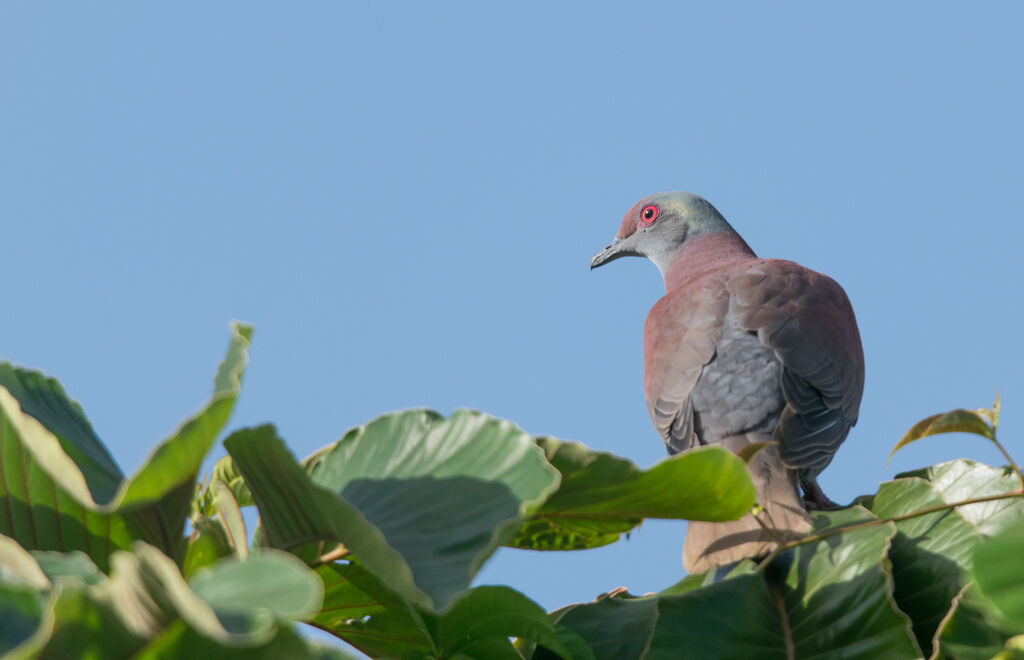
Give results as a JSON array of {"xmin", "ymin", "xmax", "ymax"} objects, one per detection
[{"xmin": 728, "ymin": 260, "xmax": 864, "ymax": 476}]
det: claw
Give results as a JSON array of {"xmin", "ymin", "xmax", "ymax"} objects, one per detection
[{"xmin": 802, "ymin": 477, "xmax": 841, "ymax": 510}]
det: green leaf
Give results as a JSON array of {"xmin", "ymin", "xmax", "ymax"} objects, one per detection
[
  {"xmin": 995, "ymin": 634, "xmax": 1024, "ymax": 660},
  {"xmin": 889, "ymin": 407, "xmax": 995, "ymax": 462},
  {"xmin": 0, "ymin": 322, "xmax": 252, "ymax": 570},
  {"xmin": 0, "ymin": 583, "xmax": 44, "ymax": 658},
  {"xmin": 25, "ymin": 544, "xmax": 323, "ymax": 654},
  {"xmin": 133, "ymin": 621, "xmax": 359, "ymax": 660},
  {"xmin": 867, "ymin": 460, "xmax": 1024, "ymax": 656},
  {"xmin": 895, "ymin": 460, "xmax": 1024, "ymax": 535},
  {"xmin": 32, "ymin": 550, "xmax": 105, "ymax": 587},
  {"xmin": 86, "ymin": 543, "xmax": 321, "ymax": 655},
  {"xmin": 506, "ymin": 438, "xmax": 756, "ymax": 550},
  {"xmin": 16, "ymin": 580, "xmax": 140, "ymax": 659},
  {"xmin": 933, "ymin": 582, "xmax": 1021, "ymax": 660},
  {"xmin": 436, "ymin": 586, "xmax": 577, "ymax": 660},
  {"xmin": 870, "ymin": 477, "xmax": 979, "ymax": 655},
  {"xmin": 188, "ymin": 551, "xmax": 323, "ymax": 623},
  {"xmin": 308, "ymin": 558, "xmax": 436, "ymax": 658},
  {"xmin": 226, "ymin": 410, "xmax": 559, "ymax": 610},
  {"xmin": 973, "ymin": 391, "xmax": 1002, "ymax": 431},
  {"xmin": 310, "ymin": 559, "xmax": 585, "ymax": 659},
  {"xmin": 0, "ymin": 537, "xmax": 46, "ymax": 657},
  {"xmin": 183, "ymin": 513, "xmax": 234, "ymax": 578},
  {"xmin": 973, "ymin": 520, "xmax": 1024, "ymax": 628},
  {"xmin": 537, "ymin": 508, "xmax": 920, "ymax": 659},
  {"xmin": 2, "ymin": 540, "xmax": 329, "ymax": 658},
  {"xmin": 208, "ymin": 454, "xmax": 255, "ymax": 510},
  {"xmin": 210, "ymin": 476, "xmax": 248, "ymax": 559}
]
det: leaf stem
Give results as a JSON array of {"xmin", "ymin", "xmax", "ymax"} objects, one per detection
[
  {"xmin": 309, "ymin": 543, "xmax": 350, "ymax": 567},
  {"xmin": 757, "ymin": 487, "xmax": 1024, "ymax": 570},
  {"xmin": 989, "ymin": 429, "xmax": 1024, "ymax": 491},
  {"xmin": 750, "ymin": 504, "xmax": 787, "ymax": 545}
]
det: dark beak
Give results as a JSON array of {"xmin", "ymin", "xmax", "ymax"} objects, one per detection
[{"xmin": 590, "ymin": 237, "xmax": 634, "ymax": 270}]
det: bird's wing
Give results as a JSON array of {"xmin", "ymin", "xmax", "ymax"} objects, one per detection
[
  {"xmin": 726, "ymin": 259, "xmax": 865, "ymax": 476},
  {"xmin": 643, "ymin": 273, "xmax": 730, "ymax": 453}
]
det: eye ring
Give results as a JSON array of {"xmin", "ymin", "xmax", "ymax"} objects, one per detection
[{"xmin": 641, "ymin": 204, "xmax": 659, "ymax": 224}]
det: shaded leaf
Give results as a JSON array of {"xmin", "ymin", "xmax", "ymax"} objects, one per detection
[
  {"xmin": 134, "ymin": 621, "xmax": 359, "ymax": 660},
  {"xmin": 32, "ymin": 550, "xmax": 105, "ymax": 587},
  {"xmin": 310, "ymin": 559, "xmax": 583, "ymax": 659},
  {"xmin": 867, "ymin": 460, "xmax": 1024, "ymax": 655},
  {"xmin": 188, "ymin": 551, "xmax": 323, "ymax": 622},
  {"xmin": 308, "ymin": 558, "xmax": 436, "ymax": 659},
  {"xmin": 107, "ymin": 542, "xmax": 286, "ymax": 645},
  {"xmin": 973, "ymin": 520, "xmax": 1024, "ymax": 628},
  {"xmin": 6, "ymin": 541, "xmax": 328, "ymax": 659},
  {"xmin": 436, "ymin": 586, "xmax": 575, "ymax": 660},
  {"xmin": 933, "ymin": 582, "xmax": 1020, "ymax": 660},
  {"xmin": 0, "ymin": 323, "xmax": 251, "ymax": 570},
  {"xmin": 869, "ymin": 477, "xmax": 978, "ymax": 655},
  {"xmin": 506, "ymin": 438, "xmax": 755, "ymax": 550},
  {"xmin": 534, "ymin": 508, "xmax": 919, "ymax": 659},
  {"xmin": 0, "ymin": 589, "xmax": 43, "ymax": 658},
  {"xmin": 183, "ymin": 513, "xmax": 234, "ymax": 578},
  {"xmin": 227, "ymin": 410, "xmax": 559, "ymax": 610}
]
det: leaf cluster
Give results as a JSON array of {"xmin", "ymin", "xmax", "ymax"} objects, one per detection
[{"xmin": 1, "ymin": 325, "xmax": 1022, "ymax": 658}]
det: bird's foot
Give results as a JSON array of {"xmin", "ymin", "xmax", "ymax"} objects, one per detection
[{"xmin": 802, "ymin": 479, "xmax": 841, "ymax": 510}]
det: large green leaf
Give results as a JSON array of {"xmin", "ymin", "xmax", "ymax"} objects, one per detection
[
  {"xmin": 308, "ymin": 555, "xmax": 584, "ymax": 658},
  {"xmin": 506, "ymin": 438, "xmax": 756, "ymax": 550},
  {"xmin": 188, "ymin": 551, "xmax": 323, "ymax": 624},
  {"xmin": 0, "ymin": 540, "xmax": 329, "ymax": 659},
  {"xmin": 226, "ymin": 410, "xmax": 560, "ymax": 610},
  {"xmin": 932, "ymin": 583, "xmax": 1021, "ymax": 660},
  {"xmin": 866, "ymin": 460, "xmax": 1024, "ymax": 656},
  {"xmin": 973, "ymin": 520, "xmax": 1024, "ymax": 629},
  {"xmin": 433, "ymin": 586, "xmax": 578, "ymax": 660},
  {"xmin": 895, "ymin": 460, "xmax": 1024, "ymax": 534},
  {"xmin": 133, "ymin": 622, "xmax": 358, "ymax": 660},
  {"xmin": 532, "ymin": 508, "xmax": 919, "ymax": 659},
  {"xmin": 309, "ymin": 558, "xmax": 436, "ymax": 658},
  {"xmin": 0, "ymin": 323, "xmax": 251, "ymax": 570}
]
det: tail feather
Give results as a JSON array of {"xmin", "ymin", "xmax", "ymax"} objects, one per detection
[{"xmin": 683, "ymin": 437, "xmax": 812, "ymax": 573}]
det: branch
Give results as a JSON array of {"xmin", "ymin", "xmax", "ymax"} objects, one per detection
[{"xmin": 757, "ymin": 487, "xmax": 1024, "ymax": 570}]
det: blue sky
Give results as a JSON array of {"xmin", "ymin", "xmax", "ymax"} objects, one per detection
[{"xmin": 3, "ymin": 0, "xmax": 1023, "ymax": 635}]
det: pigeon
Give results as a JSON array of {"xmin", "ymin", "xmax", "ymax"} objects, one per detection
[{"xmin": 591, "ymin": 192, "xmax": 864, "ymax": 571}]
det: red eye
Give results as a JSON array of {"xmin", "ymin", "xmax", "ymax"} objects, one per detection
[{"xmin": 641, "ymin": 205, "xmax": 659, "ymax": 224}]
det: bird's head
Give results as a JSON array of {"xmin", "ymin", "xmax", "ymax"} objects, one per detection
[{"xmin": 590, "ymin": 191, "xmax": 739, "ymax": 276}]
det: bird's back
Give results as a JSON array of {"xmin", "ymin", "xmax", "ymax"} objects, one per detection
[{"xmin": 642, "ymin": 257, "xmax": 863, "ymax": 571}]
